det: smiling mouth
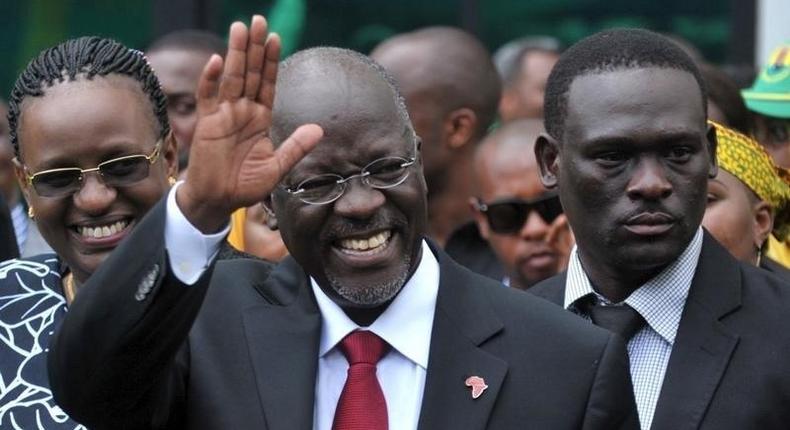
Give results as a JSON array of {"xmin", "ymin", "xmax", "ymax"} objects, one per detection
[
  {"xmin": 335, "ymin": 230, "xmax": 393, "ymax": 254},
  {"xmin": 75, "ymin": 219, "xmax": 131, "ymax": 239}
]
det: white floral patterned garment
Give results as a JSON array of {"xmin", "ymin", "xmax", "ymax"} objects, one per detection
[{"xmin": 0, "ymin": 255, "xmax": 85, "ymax": 429}]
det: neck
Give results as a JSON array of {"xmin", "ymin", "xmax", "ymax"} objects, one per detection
[
  {"xmin": 427, "ymin": 155, "xmax": 475, "ymax": 246},
  {"xmin": 576, "ymin": 249, "xmax": 666, "ymax": 303},
  {"xmin": 344, "ymin": 304, "xmax": 389, "ymax": 327}
]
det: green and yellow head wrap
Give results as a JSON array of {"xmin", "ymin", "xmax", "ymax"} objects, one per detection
[{"xmin": 710, "ymin": 120, "xmax": 790, "ymax": 237}]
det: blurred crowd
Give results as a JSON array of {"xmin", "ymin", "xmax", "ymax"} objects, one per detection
[{"xmin": 1, "ymin": 11, "xmax": 790, "ymax": 430}]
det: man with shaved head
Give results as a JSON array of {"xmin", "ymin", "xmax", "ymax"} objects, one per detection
[
  {"xmin": 51, "ymin": 16, "xmax": 638, "ymax": 430},
  {"xmin": 371, "ymin": 27, "xmax": 501, "ymax": 246},
  {"xmin": 448, "ymin": 119, "xmax": 573, "ymax": 289}
]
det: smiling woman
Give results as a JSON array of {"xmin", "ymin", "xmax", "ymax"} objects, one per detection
[{"xmin": 0, "ymin": 37, "xmax": 177, "ymax": 429}]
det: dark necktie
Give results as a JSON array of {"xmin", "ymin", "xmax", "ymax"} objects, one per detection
[
  {"xmin": 332, "ymin": 330, "xmax": 389, "ymax": 430},
  {"xmin": 580, "ymin": 298, "xmax": 646, "ymax": 341}
]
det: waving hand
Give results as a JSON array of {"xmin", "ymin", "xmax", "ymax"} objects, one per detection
[{"xmin": 177, "ymin": 15, "xmax": 323, "ymax": 233}]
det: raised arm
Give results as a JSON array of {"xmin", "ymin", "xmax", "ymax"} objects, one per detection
[
  {"xmin": 179, "ymin": 15, "xmax": 322, "ymax": 233},
  {"xmin": 48, "ymin": 15, "xmax": 321, "ymax": 428}
]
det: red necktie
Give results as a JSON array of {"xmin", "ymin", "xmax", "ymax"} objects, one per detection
[{"xmin": 332, "ymin": 330, "xmax": 389, "ymax": 430}]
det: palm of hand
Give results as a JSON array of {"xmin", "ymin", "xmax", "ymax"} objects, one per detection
[{"xmin": 178, "ymin": 16, "xmax": 322, "ymax": 233}]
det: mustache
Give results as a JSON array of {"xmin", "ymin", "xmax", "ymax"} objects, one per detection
[{"xmin": 321, "ymin": 213, "xmax": 408, "ymax": 241}]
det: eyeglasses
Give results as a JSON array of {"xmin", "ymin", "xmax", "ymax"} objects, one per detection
[
  {"xmin": 281, "ymin": 141, "xmax": 418, "ymax": 205},
  {"xmin": 21, "ymin": 141, "xmax": 162, "ymax": 198},
  {"xmin": 474, "ymin": 194, "xmax": 563, "ymax": 234}
]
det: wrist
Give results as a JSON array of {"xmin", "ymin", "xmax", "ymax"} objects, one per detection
[{"xmin": 175, "ymin": 184, "xmax": 229, "ymax": 234}]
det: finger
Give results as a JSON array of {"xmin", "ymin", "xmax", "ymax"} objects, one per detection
[
  {"xmin": 546, "ymin": 214, "xmax": 569, "ymax": 243},
  {"xmin": 196, "ymin": 54, "xmax": 224, "ymax": 116},
  {"xmin": 274, "ymin": 124, "xmax": 324, "ymax": 176},
  {"xmin": 218, "ymin": 21, "xmax": 249, "ymax": 101},
  {"xmin": 258, "ymin": 33, "xmax": 281, "ymax": 109},
  {"xmin": 243, "ymin": 15, "xmax": 268, "ymax": 100}
]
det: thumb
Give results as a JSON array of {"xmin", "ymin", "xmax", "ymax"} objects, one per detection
[{"xmin": 274, "ymin": 124, "xmax": 324, "ymax": 176}]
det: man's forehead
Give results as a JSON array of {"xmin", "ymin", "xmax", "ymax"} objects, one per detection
[
  {"xmin": 276, "ymin": 71, "xmax": 401, "ymax": 132},
  {"xmin": 564, "ymin": 67, "xmax": 705, "ymax": 142}
]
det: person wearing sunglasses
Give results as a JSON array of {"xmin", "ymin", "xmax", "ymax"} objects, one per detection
[
  {"xmin": 447, "ymin": 118, "xmax": 573, "ymax": 289},
  {"xmin": 0, "ymin": 37, "xmax": 178, "ymax": 428}
]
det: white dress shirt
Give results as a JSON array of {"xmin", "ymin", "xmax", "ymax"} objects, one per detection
[
  {"xmin": 162, "ymin": 185, "xmax": 439, "ymax": 430},
  {"xmin": 312, "ymin": 239, "xmax": 438, "ymax": 430},
  {"xmin": 563, "ymin": 227, "xmax": 703, "ymax": 430}
]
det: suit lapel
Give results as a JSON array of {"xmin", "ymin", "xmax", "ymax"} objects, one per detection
[
  {"xmin": 650, "ymin": 234, "xmax": 741, "ymax": 430},
  {"xmin": 528, "ymin": 272, "xmax": 567, "ymax": 306},
  {"xmin": 417, "ymin": 246, "xmax": 508, "ymax": 430},
  {"xmin": 243, "ymin": 258, "xmax": 321, "ymax": 430}
]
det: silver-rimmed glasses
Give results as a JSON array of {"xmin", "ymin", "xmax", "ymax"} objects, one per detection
[
  {"xmin": 20, "ymin": 140, "xmax": 163, "ymax": 198},
  {"xmin": 282, "ymin": 140, "xmax": 419, "ymax": 205}
]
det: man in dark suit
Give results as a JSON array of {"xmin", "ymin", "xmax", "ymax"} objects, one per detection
[
  {"xmin": 49, "ymin": 16, "xmax": 638, "ymax": 430},
  {"xmin": 531, "ymin": 28, "xmax": 790, "ymax": 430}
]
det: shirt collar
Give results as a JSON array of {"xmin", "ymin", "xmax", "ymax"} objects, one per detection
[
  {"xmin": 312, "ymin": 240, "xmax": 439, "ymax": 369},
  {"xmin": 564, "ymin": 227, "xmax": 704, "ymax": 344}
]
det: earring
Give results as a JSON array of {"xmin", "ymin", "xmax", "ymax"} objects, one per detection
[
  {"xmin": 168, "ymin": 176, "xmax": 177, "ymax": 186},
  {"xmin": 28, "ymin": 206, "xmax": 35, "ymax": 219},
  {"xmin": 756, "ymin": 245, "xmax": 763, "ymax": 266}
]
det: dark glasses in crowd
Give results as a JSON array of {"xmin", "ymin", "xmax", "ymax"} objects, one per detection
[
  {"xmin": 20, "ymin": 141, "xmax": 162, "ymax": 198},
  {"xmin": 474, "ymin": 193, "xmax": 563, "ymax": 234}
]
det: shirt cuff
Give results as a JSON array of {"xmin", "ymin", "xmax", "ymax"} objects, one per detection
[{"xmin": 164, "ymin": 182, "xmax": 230, "ymax": 285}]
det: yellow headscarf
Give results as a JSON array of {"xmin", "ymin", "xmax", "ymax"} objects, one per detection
[{"xmin": 711, "ymin": 120, "xmax": 790, "ymax": 237}]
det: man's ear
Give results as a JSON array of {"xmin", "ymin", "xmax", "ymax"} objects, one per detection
[
  {"xmin": 163, "ymin": 131, "xmax": 179, "ymax": 179},
  {"xmin": 261, "ymin": 196, "xmax": 278, "ymax": 230},
  {"xmin": 752, "ymin": 200, "xmax": 773, "ymax": 250},
  {"xmin": 535, "ymin": 132, "xmax": 560, "ymax": 189},
  {"xmin": 705, "ymin": 123, "xmax": 719, "ymax": 179},
  {"xmin": 469, "ymin": 197, "xmax": 491, "ymax": 240},
  {"xmin": 444, "ymin": 108, "xmax": 477, "ymax": 150}
]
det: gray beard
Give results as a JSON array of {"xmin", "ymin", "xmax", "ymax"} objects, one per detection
[{"xmin": 326, "ymin": 255, "xmax": 412, "ymax": 306}]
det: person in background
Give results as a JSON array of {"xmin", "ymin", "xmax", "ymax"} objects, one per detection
[
  {"xmin": 147, "ymin": 30, "xmax": 284, "ymax": 259},
  {"xmin": 146, "ymin": 29, "xmax": 225, "ymax": 173},
  {"xmin": 701, "ymin": 64, "xmax": 753, "ymax": 135},
  {"xmin": 227, "ymin": 201, "xmax": 288, "ymax": 261},
  {"xmin": 446, "ymin": 118, "xmax": 573, "ymax": 289},
  {"xmin": 531, "ymin": 28, "xmax": 790, "ymax": 429},
  {"xmin": 702, "ymin": 121, "xmax": 790, "ymax": 278},
  {"xmin": 742, "ymin": 42, "xmax": 790, "ymax": 267},
  {"xmin": 699, "ymin": 63, "xmax": 790, "ymax": 277},
  {"xmin": 371, "ymin": 27, "xmax": 501, "ymax": 246},
  {"xmin": 496, "ymin": 43, "xmax": 560, "ymax": 123},
  {"xmin": 0, "ymin": 98, "xmax": 52, "ymax": 256},
  {"xmin": 0, "ymin": 36, "xmax": 178, "ymax": 428}
]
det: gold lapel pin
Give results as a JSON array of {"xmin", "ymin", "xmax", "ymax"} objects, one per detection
[{"xmin": 465, "ymin": 376, "xmax": 488, "ymax": 399}]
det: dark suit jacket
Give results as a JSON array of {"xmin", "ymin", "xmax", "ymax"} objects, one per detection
[
  {"xmin": 530, "ymin": 232, "xmax": 790, "ymax": 430},
  {"xmin": 445, "ymin": 221, "xmax": 505, "ymax": 282},
  {"xmin": 49, "ymin": 198, "xmax": 639, "ymax": 430}
]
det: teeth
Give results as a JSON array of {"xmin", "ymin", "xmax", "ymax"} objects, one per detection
[
  {"xmin": 338, "ymin": 230, "xmax": 392, "ymax": 252},
  {"xmin": 78, "ymin": 220, "xmax": 129, "ymax": 239}
]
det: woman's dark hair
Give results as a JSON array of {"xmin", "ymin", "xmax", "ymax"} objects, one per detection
[{"xmin": 8, "ymin": 36, "xmax": 170, "ymax": 158}]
